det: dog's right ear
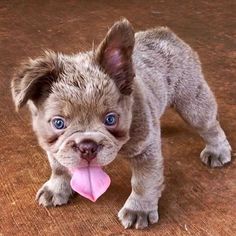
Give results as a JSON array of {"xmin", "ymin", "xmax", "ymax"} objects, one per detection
[{"xmin": 11, "ymin": 51, "xmax": 61, "ymax": 111}]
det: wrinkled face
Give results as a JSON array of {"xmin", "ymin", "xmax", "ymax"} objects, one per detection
[
  {"xmin": 12, "ymin": 20, "xmax": 135, "ymax": 170},
  {"xmin": 32, "ymin": 55, "xmax": 133, "ymax": 168}
]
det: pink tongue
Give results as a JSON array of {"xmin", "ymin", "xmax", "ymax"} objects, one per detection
[{"xmin": 70, "ymin": 166, "xmax": 111, "ymax": 202}]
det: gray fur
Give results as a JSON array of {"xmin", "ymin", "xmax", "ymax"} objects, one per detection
[{"xmin": 11, "ymin": 19, "xmax": 231, "ymax": 229}]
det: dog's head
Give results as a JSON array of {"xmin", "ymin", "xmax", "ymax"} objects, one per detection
[{"xmin": 11, "ymin": 19, "xmax": 135, "ymax": 169}]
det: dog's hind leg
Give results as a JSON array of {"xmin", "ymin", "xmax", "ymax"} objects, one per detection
[{"xmin": 173, "ymin": 76, "xmax": 231, "ymax": 167}]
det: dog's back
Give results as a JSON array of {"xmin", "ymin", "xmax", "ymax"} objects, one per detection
[
  {"xmin": 122, "ymin": 25, "xmax": 231, "ymax": 168},
  {"xmin": 133, "ymin": 27, "xmax": 205, "ymax": 112}
]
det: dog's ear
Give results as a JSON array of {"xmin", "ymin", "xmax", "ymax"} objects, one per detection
[
  {"xmin": 95, "ymin": 19, "xmax": 135, "ymax": 95},
  {"xmin": 11, "ymin": 51, "xmax": 62, "ymax": 111}
]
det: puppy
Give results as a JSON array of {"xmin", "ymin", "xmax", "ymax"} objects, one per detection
[{"xmin": 11, "ymin": 19, "xmax": 231, "ymax": 229}]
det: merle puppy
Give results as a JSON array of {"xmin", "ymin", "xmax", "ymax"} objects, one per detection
[{"xmin": 11, "ymin": 19, "xmax": 231, "ymax": 229}]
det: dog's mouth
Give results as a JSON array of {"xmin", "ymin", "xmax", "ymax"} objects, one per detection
[
  {"xmin": 67, "ymin": 145, "xmax": 118, "ymax": 202},
  {"xmin": 54, "ymin": 132, "xmax": 121, "ymax": 202},
  {"xmin": 69, "ymin": 165, "xmax": 111, "ymax": 202}
]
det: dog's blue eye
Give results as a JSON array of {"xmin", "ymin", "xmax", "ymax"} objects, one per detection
[
  {"xmin": 104, "ymin": 113, "xmax": 118, "ymax": 126},
  {"xmin": 52, "ymin": 118, "xmax": 65, "ymax": 130}
]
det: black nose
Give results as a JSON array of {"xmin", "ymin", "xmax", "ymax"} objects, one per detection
[{"xmin": 77, "ymin": 140, "xmax": 98, "ymax": 161}]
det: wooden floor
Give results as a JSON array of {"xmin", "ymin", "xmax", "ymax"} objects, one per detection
[{"xmin": 0, "ymin": 1, "xmax": 235, "ymax": 235}]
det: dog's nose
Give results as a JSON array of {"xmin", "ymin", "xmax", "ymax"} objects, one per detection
[{"xmin": 77, "ymin": 140, "xmax": 98, "ymax": 161}]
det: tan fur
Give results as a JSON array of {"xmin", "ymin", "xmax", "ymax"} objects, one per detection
[{"xmin": 11, "ymin": 19, "xmax": 231, "ymax": 229}]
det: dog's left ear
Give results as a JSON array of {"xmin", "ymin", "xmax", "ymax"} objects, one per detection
[{"xmin": 95, "ymin": 19, "xmax": 135, "ymax": 95}]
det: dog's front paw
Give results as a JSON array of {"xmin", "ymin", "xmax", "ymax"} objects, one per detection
[
  {"xmin": 118, "ymin": 198, "xmax": 159, "ymax": 229},
  {"xmin": 36, "ymin": 178, "xmax": 72, "ymax": 207},
  {"xmin": 200, "ymin": 139, "xmax": 232, "ymax": 167}
]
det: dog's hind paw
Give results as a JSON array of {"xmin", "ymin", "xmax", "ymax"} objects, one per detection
[{"xmin": 200, "ymin": 139, "xmax": 232, "ymax": 167}]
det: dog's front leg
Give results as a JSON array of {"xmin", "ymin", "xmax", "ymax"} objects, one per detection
[
  {"xmin": 36, "ymin": 153, "xmax": 73, "ymax": 207},
  {"xmin": 118, "ymin": 143, "xmax": 164, "ymax": 229}
]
